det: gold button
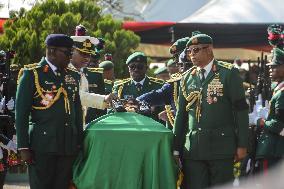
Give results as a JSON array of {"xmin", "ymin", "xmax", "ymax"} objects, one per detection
[{"xmin": 65, "ymin": 123, "xmax": 68, "ymax": 126}]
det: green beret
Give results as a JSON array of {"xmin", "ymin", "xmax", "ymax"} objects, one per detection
[
  {"xmin": 126, "ymin": 52, "xmax": 147, "ymax": 65},
  {"xmin": 169, "ymin": 37, "xmax": 190, "ymax": 55},
  {"xmin": 267, "ymin": 48, "xmax": 284, "ymax": 66},
  {"xmin": 99, "ymin": 60, "xmax": 114, "ymax": 70},
  {"xmin": 71, "ymin": 36, "xmax": 98, "ymax": 55},
  {"xmin": 10, "ymin": 64, "xmax": 20, "ymax": 71},
  {"xmin": 154, "ymin": 66, "xmax": 168, "ymax": 75},
  {"xmin": 186, "ymin": 33, "xmax": 213, "ymax": 47},
  {"xmin": 166, "ymin": 59, "xmax": 175, "ymax": 67}
]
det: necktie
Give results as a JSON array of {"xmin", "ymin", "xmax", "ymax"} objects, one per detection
[
  {"xmin": 136, "ymin": 83, "xmax": 142, "ymax": 92},
  {"xmin": 200, "ymin": 69, "xmax": 206, "ymax": 83}
]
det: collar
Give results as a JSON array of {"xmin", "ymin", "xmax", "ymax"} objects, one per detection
[
  {"xmin": 275, "ymin": 81, "xmax": 284, "ymax": 91},
  {"xmin": 197, "ymin": 59, "xmax": 214, "ymax": 78},
  {"xmin": 45, "ymin": 57, "xmax": 57, "ymax": 73},
  {"xmin": 133, "ymin": 77, "xmax": 146, "ymax": 86}
]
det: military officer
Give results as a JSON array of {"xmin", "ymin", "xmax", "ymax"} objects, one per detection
[
  {"xmin": 70, "ymin": 36, "xmax": 115, "ymax": 123},
  {"xmin": 249, "ymin": 48, "xmax": 284, "ymax": 173},
  {"xmin": 112, "ymin": 52, "xmax": 164, "ymax": 120},
  {"xmin": 16, "ymin": 34, "xmax": 83, "ymax": 189},
  {"xmin": 174, "ymin": 33, "xmax": 249, "ymax": 189},
  {"xmin": 166, "ymin": 59, "xmax": 179, "ymax": 76},
  {"xmin": 99, "ymin": 60, "xmax": 115, "ymax": 94}
]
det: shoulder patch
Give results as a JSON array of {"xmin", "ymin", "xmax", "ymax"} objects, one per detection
[
  {"xmin": 114, "ymin": 78, "xmax": 131, "ymax": 86},
  {"xmin": 167, "ymin": 72, "xmax": 182, "ymax": 83},
  {"xmin": 67, "ymin": 66, "xmax": 79, "ymax": 73},
  {"xmin": 87, "ymin": 67, "xmax": 103, "ymax": 73},
  {"xmin": 104, "ymin": 79, "xmax": 113, "ymax": 85},
  {"xmin": 23, "ymin": 63, "xmax": 40, "ymax": 70},
  {"xmin": 217, "ymin": 61, "xmax": 234, "ymax": 70},
  {"xmin": 149, "ymin": 77, "xmax": 164, "ymax": 84}
]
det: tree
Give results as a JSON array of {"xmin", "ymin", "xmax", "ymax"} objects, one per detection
[{"xmin": 0, "ymin": 0, "xmax": 140, "ymax": 78}]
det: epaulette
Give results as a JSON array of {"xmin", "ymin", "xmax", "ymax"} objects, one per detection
[
  {"xmin": 67, "ymin": 66, "xmax": 79, "ymax": 73},
  {"xmin": 217, "ymin": 61, "xmax": 234, "ymax": 70},
  {"xmin": 104, "ymin": 79, "xmax": 113, "ymax": 85},
  {"xmin": 23, "ymin": 63, "xmax": 40, "ymax": 70},
  {"xmin": 167, "ymin": 72, "xmax": 182, "ymax": 83},
  {"xmin": 148, "ymin": 77, "xmax": 164, "ymax": 84},
  {"xmin": 182, "ymin": 66, "xmax": 197, "ymax": 79},
  {"xmin": 114, "ymin": 78, "xmax": 131, "ymax": 86},
  {"xmin": 87, "ymin": 67, "xmax": 103, "ymax": 73}
]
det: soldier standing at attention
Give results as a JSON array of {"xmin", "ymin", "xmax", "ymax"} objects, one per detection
[
  {"xmin": 16, "ymin": 34, "xmax": 83, "ymax": 189},
  {"xmin": 174, "ymin": 33, "xmax": 249, "ymax": 189},
  {"xmin": 249, "ymin": 48, "xmax": 284, "ymax": 174},
  {"xmin": 99, "ymin": 59, "xmax": 115, "ymax": 95}
]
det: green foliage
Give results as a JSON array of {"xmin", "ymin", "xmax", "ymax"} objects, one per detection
[{"xmin": 0, "ymin": 0, "xmax": 140, "ymax": 78}]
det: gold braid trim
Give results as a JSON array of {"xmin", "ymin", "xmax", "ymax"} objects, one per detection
[
  {"xmin": 173, "ymin": 81, "xmax": 178, "ymax": 108},
  {"xmin": 117, "ymin": 85, "xmax": 124, "ymax": 99},
  {"xmin": 31, "ymin": 70, "xmax": 70, "ymax": 114},
  {"xmin": 165, "ymin": 105, "xmax": 175, "ymax": 127},
  {"xmin": 181, "ymin": 76, "xmax": 202, "ymax": 122},
  {"xmin": 17, "ymin": 68, "xmax": 24, "ymax": 85}
]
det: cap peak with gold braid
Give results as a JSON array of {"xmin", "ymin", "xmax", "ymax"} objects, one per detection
[{"xmin": 71, "ymin": 36, "xmax": 99, "ymax": 55}]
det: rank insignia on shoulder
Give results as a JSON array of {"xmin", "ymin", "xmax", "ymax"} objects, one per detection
[{"xmin": 217, "ymin": 61, "xmax": 234, "ymax": 70}]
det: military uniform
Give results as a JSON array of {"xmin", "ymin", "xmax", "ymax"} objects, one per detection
[
  {"xmin": 16, "ymin": 35, "xmax": 83, "ymax": 189},
  {"xmin": 83, "ymin": 67, "xmax": 106, "ymax": 123},
  {"xmin": 255, "ymin": 48, "xmax": 284, "ymax": 171},
  {"xmin": 174, "ymin": 34, "xmax": 248, "ymax": 189},
  {"xmin": 99, "ymin": 60, "xmax": 115, "ymax": 95},
  {"xmin": 104, "ymin": 79, "xmax": 114, "ymax": 94}
]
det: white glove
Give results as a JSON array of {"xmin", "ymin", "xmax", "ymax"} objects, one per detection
[
  {"xmin": 257, "ymin": 106, "xmax": 269, "ymax": 119},
  {"xmin": 3, "ymin": 140, "xmax": 17, "ymax": 153},
  {"xmin": 6, "ymin": 98, "xmax": 14, "ymax": 110},
  {"xmin": 280, "ymin": 129, "xmax": 284, "ymax": 136},
  {"xmin": 0, "ymin": 96, "xmax": 5, "ymax": 113}
]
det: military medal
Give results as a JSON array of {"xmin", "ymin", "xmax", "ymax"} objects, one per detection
[
  {"xmin": 52, "ymin": 85, "xmax": 57, "ymax": 90},
  {"xmin": 206, "ymin": 73, "xmax": 223, "ymax": 104},
  {"xmin": 40, "ymin": 93, "xmax": 54, "ymax": 106},
  {"xmin": 207, "ymin": 96, "xmax": 213, "ymax": 104}
]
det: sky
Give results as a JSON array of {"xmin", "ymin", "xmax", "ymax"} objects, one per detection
[{"xmin": 0, "ymin": 0, "xmax": 34, "ymax": 18}]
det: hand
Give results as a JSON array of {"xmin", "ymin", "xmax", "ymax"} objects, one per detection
[
  {"xmin": 6, "ymin": 98, "xmax": 15, "ymax": 110},
  {"xmin": 0, "ymin": 96, "xmax": 5, "ymax": 113},
  {"xmin": 5, "ymin": 140, "xmax": 17, "ymax": 153},
  {"xmin": 19, "ymin": 149, "xmax": 33, "ymax": 164},
  {"xmin": 104, "ymin": 93, "xmax": 117, "ymax": 104},
  {"xmin": 257, "ymin": 106, "xmax": 269, "ymax": 119},
  {"xmin": 158, "ymin": 110, "xmax": 168, "ymax": 121},
  {"xmin": 174, "ymin": 154, "xmax": 182, "ymax": 169},
  {"xmin": 248, "ymin": 112, "xmax": 259, "ymax": 126},
  {"xmin": 234, "ymin": 147, "xmax": 247, "ymax": 162},
  {"xmin": 279, "ymin": 128, "xmax": 284, "ymax": 136}
]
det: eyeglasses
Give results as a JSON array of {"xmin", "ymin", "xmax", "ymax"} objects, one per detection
[
  {"xmin": 128, "ymin": 64, "xmax": 145, "ymax": 70},
  {"xmin": 186, "ymin": 46, "xmax": 209, "ymax": 55}
]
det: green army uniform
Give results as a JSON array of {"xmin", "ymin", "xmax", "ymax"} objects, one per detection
[
  {"xmin": 83, "ymin": 67, "xmax": 106, "ymax": 123},
  {"xmin": 113, "ymin": 76, "xmax": 164, "ymax": 100},
  {"xmin": 99, "ymin": 60, "xmax": 115, "ymax": 95},
  {"xmin": 174, "ymin": 34, "xmax": 248, "ymax": 189},
  {"xmin": 104, "ymin": 79, "xmax": 113, "ymax": 94},
  {"xmin": 16, "ymin": 58, "xmax": 83, "ymax": 189},
  {"xmin": 255, "ymin": 48, "xmax": 284, "ymax": 170},
  {"xmin": 113, "ymin": 76, "xmax": 164, "ymax": 122}
]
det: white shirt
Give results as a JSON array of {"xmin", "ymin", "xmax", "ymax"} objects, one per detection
[
  {"xmin": 132, "ymin": 77, "xmax": 146, "ymax": 86},
  {"xmin": 68, "ymin": 63, "xmax": 106, "ymax": 110},
  {"xmin": 197, "ymin": 59, "xmax": 214, "ymax": 79},
  {"xmin": 45, "ymin": 57, "xmax": 57, "ymax": 74}
]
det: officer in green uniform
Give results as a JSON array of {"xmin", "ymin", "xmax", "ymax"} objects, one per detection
[
  {"xmin": 16, "ymin": 34, "xmax": 83, "ymax": 189},
  {"xmin": 99, "ymin": 60, "xmax": 115, "ymax": 94},
  {"xmin": 112, "ymin": 52, "xmax": 164, "ymax": 120},
  {"xmin": 166, "ymin": 59, "xmax": 179, "ymax": 76},
  {"xmin": 249, "ymin": 48, "xmax": 284, "ymax": 173},
  {"xmin": 173, "ymin": 33, "xmax": 249, "ymax": 189}
]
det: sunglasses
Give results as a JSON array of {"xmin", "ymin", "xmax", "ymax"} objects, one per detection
[
  {"xmin": 128, "ymin": 64, "xmax": 145, "ymax": 70},
  {"xmin": 186, "ymin": 46, "xmax": 209, "ymax": 55}
]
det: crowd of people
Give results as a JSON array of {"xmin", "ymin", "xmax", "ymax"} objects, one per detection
[{"xmin": 0, "ymin": 23, "xmax": 283, "ymax": 189}]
